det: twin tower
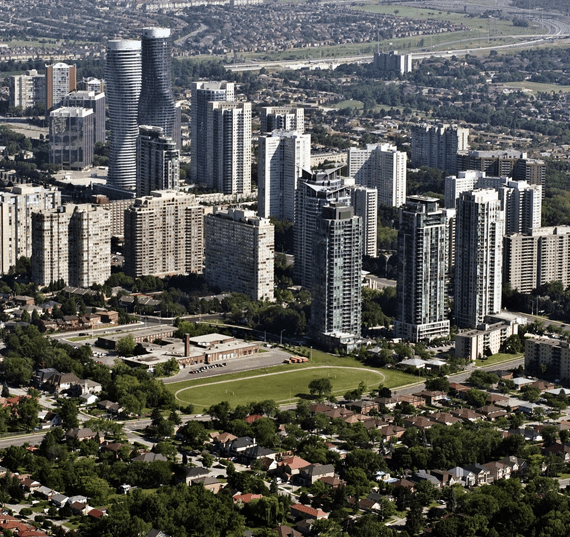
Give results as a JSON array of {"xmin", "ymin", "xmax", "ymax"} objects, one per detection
[{"xmin": 105, "ymin": 28, "xmax": 180, "ymax": 191}]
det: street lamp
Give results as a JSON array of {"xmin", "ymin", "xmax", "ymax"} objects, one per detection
[{"xmin": 280, "ymin": 329, "xmax": 285, "ymax": 346}]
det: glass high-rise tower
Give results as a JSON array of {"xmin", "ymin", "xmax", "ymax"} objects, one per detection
[{"xmin": 105, "ymin": 40, "xmax": 141, "ymax": 190}]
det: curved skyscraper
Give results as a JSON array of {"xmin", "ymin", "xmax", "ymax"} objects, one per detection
[
  {"xmin": 138, "ymin": 28, "xmax": 175, "ymax": 142},
  {"xmin": 105, "ymin": 40, "xmax": 141, "ymax": 190}
]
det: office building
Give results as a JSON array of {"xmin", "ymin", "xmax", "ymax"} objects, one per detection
[
  {"xmin": 394, "ymin": 196, "xmax": 449, "ymax": 342},
  {"xmin": 0, "ymin": 185, "xmax": 61, "ymax": 274},
  {"xmin": 136, "ymin": 126, "xmax": 180, "ymax": 197},
  {"xmin": 63, "ymin": 90, "xmax": 106, "ymax": 144},
  {"xmin": 206, "ymin": 101, "xmax": 252, "ymax": 194},
  {"xmin": 350, "ymin": 185, "xmax": 378, "ymax": 258},
  {"xmin": 457, "ymin": 150, "xmax": 545, "ymax": 189},
  {"xmin": 411, "ymin": 123, "xmax": 469, "ymax": 175},
  {"xmin": 49, "ymin": 107, "xmax": 95, "ymax": 170},
  {"xmin": 45, "ymin": 63, "xmax": 76, "ymax": 112},
  {"xmin": 32, "ymin": 204, "xmax": 111, "ymax": 287},
  {"xmin": 105, "ymin": 39, "xmax": 142, "ymax": 190},
  {"xmin": 9, "ymin": 70, "xmax": 45, "ymax": 110},
  {"xmin": 311, "ymin": 204, "xmax": 362, "ymax": 350},
  {"xmin": 260, "ymin": 106, "xmax": 304, "ymax": 134},
  {"xmin": 190, "ymin": 81, "xmax": 235, "ymax": 184},
  {"xmin": 504, "ymin": 226, "xmax": 570, "ymax": 294},
  {"xmin": 205, "ymin": 208, "xmax": 274, "ymax": 302},
  {"xmin": 525, "ymin": 337, "xmax": 570, "ymax": 382},
  {"xmin": 138, "ymin": 28, "xmax": 178, "ymax": 148},
  {"xmin": 347, "ymin": 143, "xmax": 407, "ymax": 207},
  {"xmin": 455, "ymin": 189, "xmax": 505, "ymax": 329},
  {"xmin": 294, "ymin": 168, "xmax": 352, "ymax": 288},
  {"xmin": 124, "ymin": 190, "xmax": 204, "ymax": 278},
  {"xmin": 258, "ymin": 130, "xmax": 311, "ymax": 221},
  {"xmin": 373, "ymin": 50, "xmax": 413, "ymax": 74}
]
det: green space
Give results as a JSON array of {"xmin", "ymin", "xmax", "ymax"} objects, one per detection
[
  {"xmin": 475, "ymin": 352, "xmax": 523, "ymax": 367},
  {"xmin": 332, "ymin": 99, "xmax": 364, "ymax": 110},
  {"xmin": 504, "ymin": 80, "xmax": 570, "ymax": 94}
]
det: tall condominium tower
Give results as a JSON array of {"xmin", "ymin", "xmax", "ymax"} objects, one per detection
[
  {"xmin": 63, "ymin": 90, "xmax": 106, "ymax": 145},
  {"xmin": 311, "ymin": 204, "xmax": 362, "ymax": 350},
  {"xmin": 411, "ymin": 123, "xmax": 469, "ymax": 175},
  {"xmin": 190, "ymin": 81, "xmax": 235, "ymax": 184},
  {"xmin": 206, "ymin": 101, "xmax": 252, "ymax": 194},
  {"xmin": 0, "ymin": 185, "xmax": 61, "ymax": 274},
  {"xmin": 260, "ymin": 107, "xmax": 304, "ymax": 134},
  {"xmin": 350, "ymin": 185, "xmax": 378, "ymax": 258},
  {"xmin": 105, "ymin": 40, "xmax": 142, "ymax": 190},
  {"xmin": 136, "ymin": 126, "xmax": 180, "ymax": 197},
  {"xmin": 9, "ymin": 70, "xmax": 45, "ymax": 110},
  {"xmin": 204, "ymin": 208, "xmax": 275, "ymax": 302},
  {"xmin": 138, "ymin": 28, "xmax": 177, "ymax": 147},
  {"xmin": 124, "ymin": 191, "xmax": 204, "ymax": 278},
  {"xmin": 455, "ymin": 189, "xmax": 505, "ymax": 329},
  {"xmin": 45, "ymin": 63, "xmax": 76, "ymax": 111},
  {"xmin": 32, "ymin": 204, "xmax": 111, "ymax": 287},
  {"xmin": 394, "ymin": 196, "xmax": 449, "ymax": 342},
  {"xmin": 49, "ymin": 107, "xmax": 95, "ymax": 170},
  {"xmin": 258, "ymin": 130, "xmax": 311, "ymax": 221},
  {"xmin": 374, "ymin": 50, "xmax": 413, "ymax": 74},
  {"xmin": 294, "ymin": 169, "xmax": 352, "ymax": 289},
  {"xmin": 347, "ymin": 143, "xmax": 407, "ymax": 207}
]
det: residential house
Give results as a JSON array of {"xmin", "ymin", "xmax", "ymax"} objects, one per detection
[
  {"xmin": 430, "ymin": 469, "xmax": 459, "ymax": 487},
  {"xmin": 481, "ymin": 461, "xmax": 510, "ymax": 482},
  {"xmin": 381, "ymin": 425, "xmax": 406, "ymax": 441},
  {"xmin": 451, "ymin": 408, "xmax": 484, "ymax": 422},
  {"xmin": 449, "ymin": 383, "xmax": 470, "ymax": 400},
  {"xmin": 392, "ymin": 478, "xmax": 416, "ymax": 492},
  {"xmin": 184, "ymin": 466, "xmax": 211, "ymax": 485},
  {"xmin": 228, "ymin": 436, "xmax": 257, "ymax": 461},
  {"xmin": 448, "ymin": 466, "xmax": 476, "ymax": 487},
  {"xmin": 51, "ymin": 493, "xmax": 69, "ymax": 508},
  {"xmin": 409, "ymin": 470, "xmax": 441, "ymax": 489},
  {"xmin": 133, "ymin": 453, "xmax": 167, "ymax": 463},
  {"xmin": 97, "ymin": 400, "xmax": 121, "ymax": 415},
  {"xmin": 376, "ymin": 394, "xmax": 424, "ymax": 410},
  {"xmin": 243, "ymin": 445, "xmax": 277, "ymax": 463},
  {"xmin": 37, "ymin": 411, "xmax": 62, "ymax": 429},
  {"xmin": 36, "ymin": 486, "xmax": 55, "ymax": 500},
  {"xmin": 276, "ymin": 526, "xmax": 302, "ymax": 537},
  {"xmin": 65, "ymin": 428, "xmax": 97, "ymax": 442},
  {"xmin": 299, "ymin": 464, "xmax": 335, "ymax": 486},
  {"xmin": 404, "ymin": 416, "xmax": 435, "ymax": 430},
  {"xmin": 345, "ymin": 400, "xmax": 379, "ymax": 415},
  {"xmin": 430, "ymin": 412, "xmax": 461, "ymax": 426},
  {"xmin": 44, "ymin": 372, "xmax": 81, "ymax": 393},
  {"xmin": 290, "ymin": 504, "xmax": 328, "ymax": 520},
  {"xmin": 71, "ymin": 379, "xmax": 102, "ymax": 396},
  {"xmin": 478, "ymin": 406, "xmax": 508, "ymax": 420},
  {"xmin": 319, "ymin": 476, "xmax": 346, "ymax": 489},
  {"xmin": 20, "ymin": 478, "xmax": 40, "ymax": 493},
  {"xmin": 413, "ymin": 390, "xmax": 447, "ymax": 406},
  {"xmin": 508, "ymin": 427, "xmax": 543, "ymax": 442},
  {"xmin": 211, "ymin": 432, "xmax": 237, "ymax": 453},
  {"xmin": 487, "ymin": 393, "xmax": 509, "ymax": 406},
  {"xmin": 544, "ymin": 442, "xmax": 570, "ymax": 462},
  {"xmin": 463, "ymin": 464, "xmax": 490, "ymax": 485},
  {"xmin": 191, "ymin": 476, "xmax": 223, "ymax": 493},
  {"xmin": 276, "ymin": 456, "xmax": 312, "ymax": 481},
  {"xmin": 233, "ymin": 493, "xmax": 263, "ymax": 504}
]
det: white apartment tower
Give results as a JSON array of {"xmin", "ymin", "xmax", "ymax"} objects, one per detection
[
  {"xmin": 258, "ymin": 130, "xmax": 311, "ymax": 221},
  {"xmin": 394, "ymin": 196, "xmax": 450, "ymax": 342},
  {"xmin": 63, "ymin": 90, "xmax": 106, "ymax": 145},
  {"xmin": 136, "ymin": 126, "xmax": 180, "ymax": 197},
  {"xmin": 190, "ymin": 81, "xmax": 235, "ymax": 184},
  {"xmin": 204, "ymin": 208, "xmax": 275, "ymax": 302},
  {"xmin": 105, "ymin": 40, "xmax": 142, "ymax": 190},
  {"xmin": 45, "ymin": 62, "xmax": 76, "ymax": 111},
  {"xmin": 206, "ymin": 101, "xmax": 252, "ymax": 194},
  {"xmin": 124, "ymin": 190, "xmax": 204, "ymax": 278},
  {"xmin": 347, "ymin": 143, "xmax": 407, "ymax": 207},
  {"xmin": 455, "ymin": 189, "xmax": 505, "ymax": 329},
  {"xmin": 49, "ymin": 107, "xmax": 95, "ymax": 170},
  {"xmin": 350, "ymin": 186, "xmax": 378, "ymax": 258},
  {"xmin": 32, "ymin": 204, "xmax": 111, "ymax": 287},
  {"xmin": 260, "ymin": 107, "xmax": 304, "ymax": 134},
  {"xmin": 0, "ymin": 185, "xmax": 61, "ymax": 274},
  {"xmin": 9, "ymin": 70, "xmax": 45, "ymax": 110}
]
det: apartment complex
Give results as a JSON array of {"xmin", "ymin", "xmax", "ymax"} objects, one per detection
[
  {"xmin": 350, "ymin": 185, "xmax": 378, "ymax": 258},
  {"xmin": 9, "ymin": 70, "xmax": 45, "ymax": 110},
  {"xmin": 373, "ymin": 50, "xmax": 413, "ymax": 74},
  {"xmin": 347, "ymin": 143, "xmax": 407, "ymax": 207},
  {"xmin": 63, "ymin": 90, "xmax": 106, "ymax": 145},
  {"xmin": 136, "ymin": 126, "xmax": 180, "ymax": 197},
  {"xmin": 411, "ymin": 123, "xmax": 469, "ymax": 175},
  {"xmin": 455, "ymin": 315, "xmax": 520, "ymax": 361},
  {"xmin": 311, "ymin": 204, "xmax": 362, "ymax": 350},
  {"xmin": 394, "ymin": 196, "xmax": 450, "ymax": 342},
  {"xmin": 0, "ymin": 185, "xmax": 61, "ymax": 274},
  {"xmin": 190, "ymin": 81, "xmax": 235, "ymax": 184},
  {"xmin": 525, "ymin": 337, "xmax": 570, "ymax": 382},
  {"xmin": 455, "ymin": 189, "xmax": 505, "ymax": 329},
  {"xmin": 258, "ymin": 130, "xmax": 311, "ymax": 221},
  {"xmin": 504, "ymin": 226, "xmax": 570, "ymax": 294},
  {"xmin": 45, "ymin": 62, "xmax": 76, "ymax": 111},
  {"xmin": 49, "ymin": 107, "xmax": 95, "ymax": 170},
  {"xmin": 124, "ymin": 190, "xmax": 204, "ymax": 278},
  {"xmin": 260, "ymin": 106, "xmax": 304, "ymax": 134},
  {"xmin": 204, "ymin": 208, "xmax": 274, "ymax": 302},
  {"xmin": 31, "ymin": 204, "xmax": 111, "ymax": 287}
]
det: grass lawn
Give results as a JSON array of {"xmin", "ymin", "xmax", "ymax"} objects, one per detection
[
  {"xmin": 502, "ymin": 80, "xmax": 570, "ymax": 94},
  {"xmin": 168, "ymin": 347, "xmax": 418, "ymax": 408},
  {"xmin": 475, "ymin": 353, "xmax": 523, "ymax": 367},
  {"xmin": 332, "ymin": 99, "xmax": 364, "ymax": 110}
]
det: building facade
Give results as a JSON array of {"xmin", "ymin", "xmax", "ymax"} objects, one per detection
[
  {"xmin": 49, "ymin": 107, "xmax": 95, "ymax": 170},
  {"xmin": 525, "ymin": 337, "xmax": 570, "ymax": 382},
  {"xmin": 45, "ymin": 62, "xmax": 76, "ymax": 112},
  {"xmin": 63, "ymin": 90, "xmax": 106, "ymax": 145},
  {"xmin": 32, "ymin": 204, "xmax": 111, "ymax": 287},
  {"xmin": 260, "ymin": 106, "xmax": 304, "ymax": 134},
  {"xmin": 455, "ymin": 189, "xmax": 505, "ymax": 329},
  {"xmin": 258, "ymin": 130, "xmax": 311, "ymax": 221},
  {"xmin": 190, "ymin": 81, "xmax": 235, "ymax": 184},
  {"xmin": 373, "ymin": 50, "xmax": 413, "ymax": 74},
  {"xmin": 350, "ymin": 185, "xmax": 378, "ymax": 258},
  {"xmin": 394, "ymin": 196, "xmax": 450, "ymax": 342},
  {"xmin": 136, "ymin": 126, "xmax": 180, "ymax": 197},
  {"xmin": 9, "ymin": 70, "xmax": 45, "ymax": 110},
  {"xmin": 0, "ymin": 185, "xmax": 61, "ymax": 274},
  {"xmin": 347, "ymin": 143, "xmax": 407, "ymax": 207},
  {"xmin": 311, "ymin": 204, "xmax": 362, "ymax": 348},
  {"xmin": 204, "ymin": 208, "xmax": 274, "ymax": 301},
  {"xmin": 124, "ymin": 190, "xmax": 204, "ymax": 278},
  {"xmin": 105, "ymin": 39, "xmax": 142, "ymax": 190}
]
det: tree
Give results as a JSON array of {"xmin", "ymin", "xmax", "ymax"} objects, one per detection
[
  {"xmin": 58, "ymin": 399, "xmax": 79, "ymax": 429},
  {"xmin": 308, "ymin": 378, "xmax": 333, "ymax": 398},
  {"xmin": 202, "ymin": 453, "xmax": 214, "ymax": 468},
  {"xmin": 424, "ymin": 377, "xmax": 450, "ymax": 393},
  {"xmin": 465, "ymin": 388, "xmax": 488, "ymax": 408},
  {"xmin": 117, "ymin": 335, "xmax": 135, "ymax": 357}
]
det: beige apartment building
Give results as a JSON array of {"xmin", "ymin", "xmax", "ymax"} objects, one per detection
[
  {"xmin": 525, "ymin": 337, "xmax": 570, "ymax": 382},
  {"xmin": 0, "ymin": 185, "xmax": 61, "ymax": 274},
  {"xmin": 204, "ymin": 208, "xmax": 274, "ymax": 301},
  {"xmin": 124, "ymin": 190, "xmax": 204, "ymax": 278},
  {"xmin": 32, "ymin": 204, "xmax": 111, "ymax": 287}
]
